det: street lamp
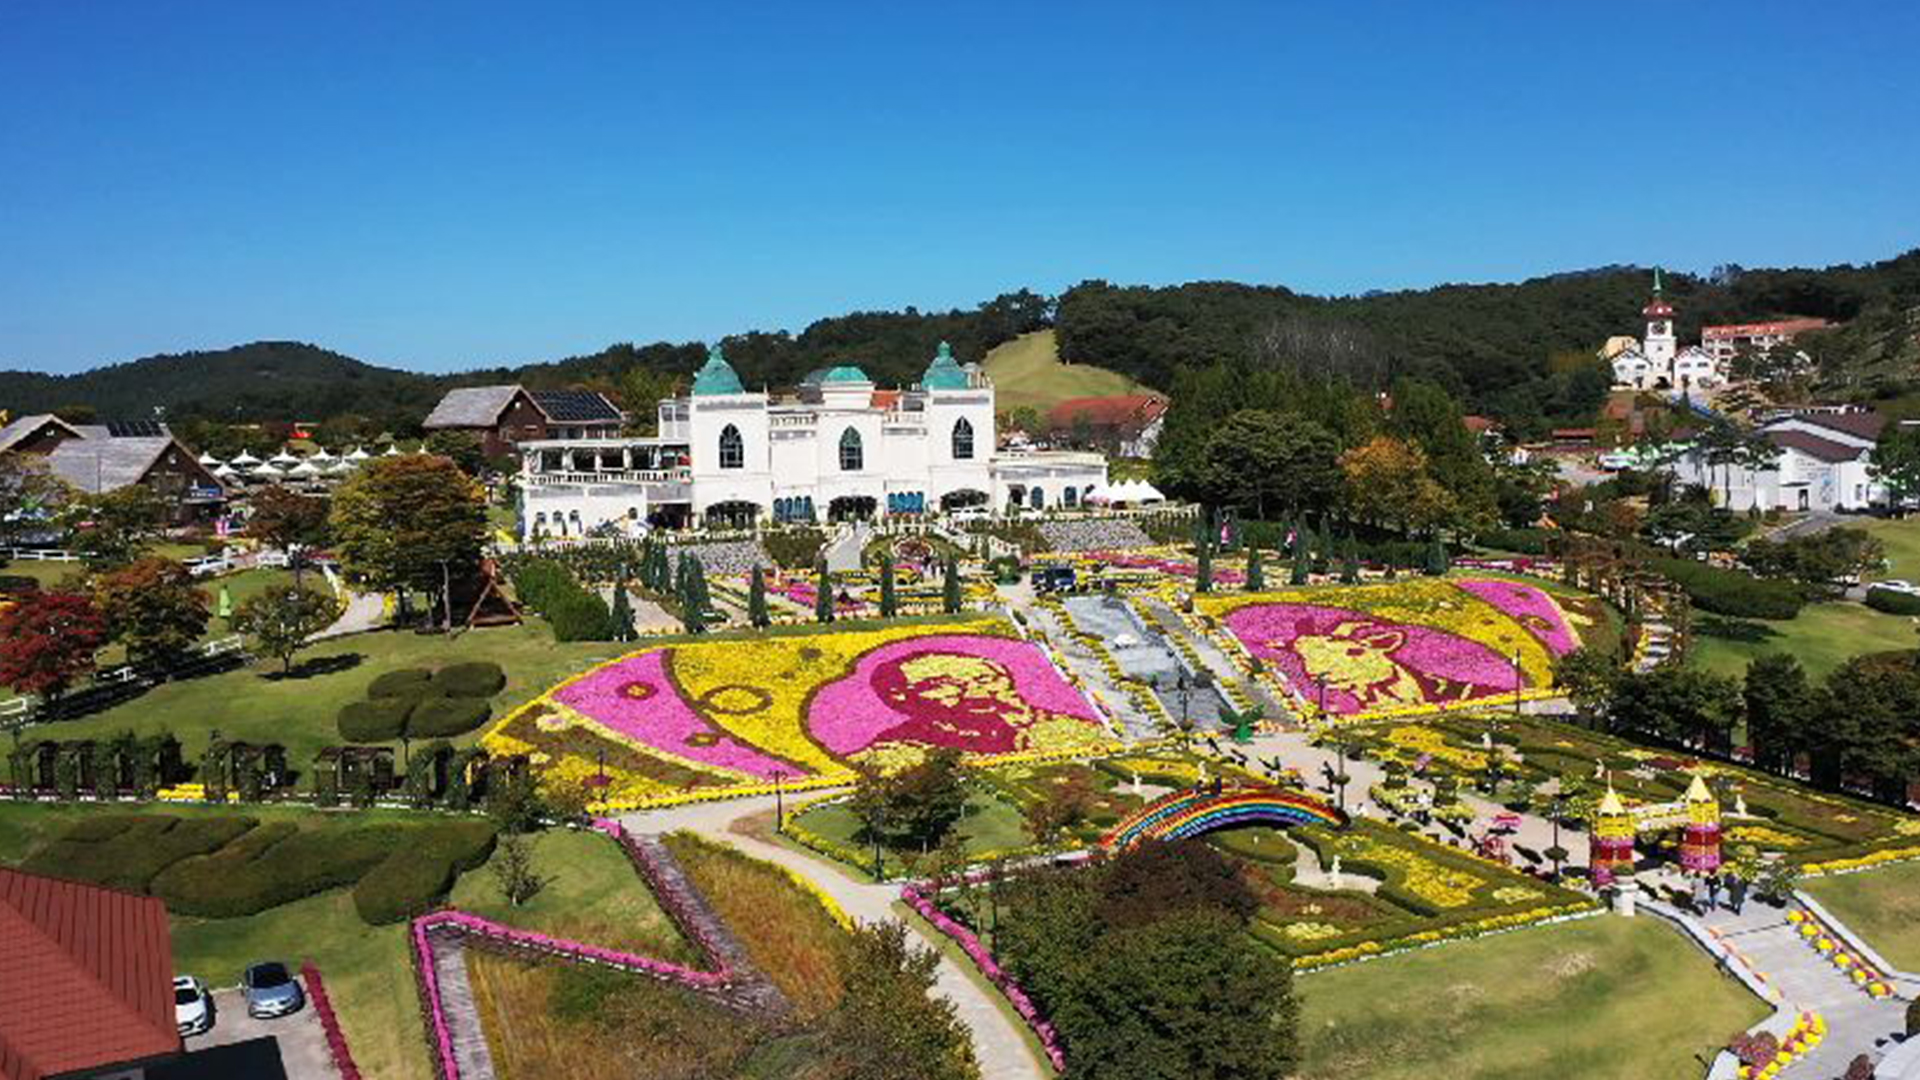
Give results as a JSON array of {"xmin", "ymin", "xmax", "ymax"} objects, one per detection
[
  {"xmin": 773, "ymin": 769, "xmax": 786, "ymax": 833},
  {"xmin": 1512, "ymin": 651, "xmax": 1523, "ymax": 716},
  {"xmin": 1317, "ymin": 673, "xmax": 1328, "ymax": 716}
]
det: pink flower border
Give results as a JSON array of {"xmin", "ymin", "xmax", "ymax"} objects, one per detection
[{"xmin": 901, "ymin": 877, "xmax": 1068, "ymax": 1072}]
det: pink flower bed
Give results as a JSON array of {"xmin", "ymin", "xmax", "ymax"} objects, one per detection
[
  {"xmin": 774, "ymin": 578, "xmax": 867, "ymax": 615},
  {"xmin": 555, "ymin": 649, "xmax": 807, "ymax": 780},
  {"xmin": 1223, "ymin": 603, "xmax": 1522, "ymax": 715},
  {"xmin": 1094, "ymin": 550, "xmax": 1246, "ymax": 585},
  {"xmin": 901, "ymin": 881, "xmax": 1067, "ymax": 1072},
  {"xmin": 300, "ymin": 962, "xmax": 361, "ymax": 1080},
  {"xmin": 808, "ymin": 634, "xmax": 1102, "ymax": 756},
  {"xmin": 1454, "ymin": 578, "xmax": 1579, "ymax": 655}
]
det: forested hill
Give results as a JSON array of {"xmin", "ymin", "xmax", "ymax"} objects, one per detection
[{"xmin": 4, "ymin": 251, "xmax": 1914, "ymax": 436}]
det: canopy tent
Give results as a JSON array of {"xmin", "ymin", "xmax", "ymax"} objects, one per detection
[
  {"xmin": 230, "ymin": 450, "xmax": 262, "ymax": 467},
  {"xmin": 287, "ymin": 461, "xmax": 323, "ymax": 479},
  {"xmin": 268, "ymin": 451, "xmax": 301, "ymax": 468},
  {"xmin": 307, "ymin": 448, "xmax": 338, "ymax": 465},
  {"xmin": 250, "ymin": 463, "xmax": 285, "ymax": 479},
  {"xmin": 1079, "ymin": 483, "xmax": 1114, "ymax": 504},
  {"xmin": 327, "ymin": 459, "xmax": 357, "ymax": 476},
  {"xmin": 211, "ymin": 464, "xmax": 240, "ymax": 479},
  {"xmin": 382, "ymin": 445, "xmax": 401, "ymax": 456},
  {"xmin": 197, "ymin": 451, "xmax": 223, "ymax": 466},
  {"xmin": 345, "ymin": 446, "xmax": 371, "ymax": 461}
]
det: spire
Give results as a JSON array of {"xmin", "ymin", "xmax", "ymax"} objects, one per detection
[
  {"xmin": 1684, "ymin": 772, "xmax": 1714, "ymax": 804},
  {"xmin": 1597, "ymin": 784, "xmax": 1625, "ymax": 816},
  {"xmin": 691, "ymin": 344, "xmax": 745, "ymax": 396},
  {"xmin": 1653, "ymin": 265, "xmax": 1663, "ymax": 295},
  {"xmin": 923, "ymin": 340, "xmax": 969, "ymax": 390}
]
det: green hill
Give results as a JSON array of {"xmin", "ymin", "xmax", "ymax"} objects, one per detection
[{"xmin": 981, "ymin": 330, "xmax": 1153, "ymax": 416}]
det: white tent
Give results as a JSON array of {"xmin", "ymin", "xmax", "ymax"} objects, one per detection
[
  {"xmin": 1127, "ymin": 480, "xmax": 1166, "ymax": 503},
  {"xmin": 345, "ymin": 446, "xmax": 371, "ymax": 462},
  {"xmin": 250, "ymin": 462, "xmax": 284, "ymax": 480},
  {"xmin": 327, "ymin": 460, "xmax": 357, "ymax": 476},
  {"xmin": 230, "ymin": 450, "xmax": 262, "ymax": 467},
  {"xmin": 1079, "ymin": 483, "xmax": 1114, "ymax": 504},
  {"xmin": 197, "ymin": 451, "xmax": 223, "ymax": 466},
  {"xmin": 382, "ymin": 445, "xmax": 401, "ymax": 456},
  {"xmin": 211, "ymin": 464, "xmax": 240, "ymax": 479},
  {"xmin": 308, "ymin": 448, "xmax": 338, "ymax": 465},
  {"xmin": 268, "ymin": 450, "xmax": 301, "ymax": 468},
  {"xmin": 287, "ymin": 461, "xmax": 322, "ymax": 479}
]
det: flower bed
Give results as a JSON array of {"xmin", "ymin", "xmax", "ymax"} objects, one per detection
[
  {"xmin": 483, "ymin": 617, "xmax": 1117, "ymax": 807},
  {"xmin": 901, "ymin": 877, "xmax": 1067, "ymax": 1072},
  {"xmin": 1196, "ymin": 579, "xmax": 1581, "ymax": 721},
  {"xmin": 1784, "ymin": 908, "xmax": 1897, "ymax": 998},
  {"xmin": 300, "ymin": 962, "xmax": 361, "ymax": 1080}
]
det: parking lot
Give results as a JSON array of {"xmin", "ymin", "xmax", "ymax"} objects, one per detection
[{"xmin": 169, "ymin": 988, "xmax": 340, "ymax": 1080}]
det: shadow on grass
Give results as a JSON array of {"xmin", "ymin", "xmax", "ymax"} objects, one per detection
[
  {"xmin": 1695, "ymin": 615, "xmax": 1781, "ymax": 643},
  {"xmin": 262, "ymin": 653, "xmax": 364, "ymax": 681}
]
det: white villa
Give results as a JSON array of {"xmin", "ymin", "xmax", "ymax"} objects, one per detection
[
  {"xmin": 1605, "ymin": 269, "xmax": 1728, "ymax": 392},
  {"xmin": 1671, "ymin": 409, "xmax": 1890, "ymax": 513},
  {"xmin": 515, "ymin": 343, "xmax": 1108, "ymax": 538}
]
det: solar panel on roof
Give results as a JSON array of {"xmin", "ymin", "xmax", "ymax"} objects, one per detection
[
  {"xmin": 530, "ymin": 390, "xmax": 621, "ymax": 423},
  {"xmin": 104, "ymin": 420, "xmax": 167, "ymax": 438}
]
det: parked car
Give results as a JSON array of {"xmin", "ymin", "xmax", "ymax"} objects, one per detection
[
  {"xmin": 241, "ymin": 961, "xmax": 304, "ymax": 1019},
  {"xmin": 174, "ymin": 975, "xmax": 213, "ymax": 1036},
  {"xmin": 1873, "ymin": 579, "xmax": 1920, "ymax": 596}
]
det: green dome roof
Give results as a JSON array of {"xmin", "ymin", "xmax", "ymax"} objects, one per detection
[
  {"xmin": 692, "ymin": 345, "xmax": 745, "ymax": 396},
  {"xmin": 820, "ymin": 365, "xmax": 871, "ymax": 385},
  {"xmin": 922, "ymin": 341, "xmax": 969, "ymax": 390}
]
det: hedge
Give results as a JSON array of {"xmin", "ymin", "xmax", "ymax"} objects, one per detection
[
  {"xmin": 1651, "ymin": 557, "xmax": 1806, "ymax": 620},
  {"xmin": 432, "ymin": 661, "xmax": 506, "ymax": 698},
  {"xmin": 406, "ymin": 696, "xmax": 491, "ymax": 738},
  {"xmin": 1864, "ymin": 587, "xmax": 1920, "ymax": 615},
  {"xmin": 351, "ymin": 819, "xmax": 497, "ymax": 925},
  {"xmin": 337, "ymin": 698, "xmax": 413, "ymax": 743},
  {"xmin": 21, "ymin": 814, "xmax": 258, "ymax": 892},
  {"xmin": 1477, "ymin": 528, "xmax": 1552, "ymax": 556},
  {"xmin": 151, "ymin": 823, "xmax": 402, "ymax": 918},
  {"xmin": 367, "ymin": 668, "xmax": 434, "ymax": 699},
  {"xmin": 510, "ymin": 557, "xmax": 615, "ymax": 641}
]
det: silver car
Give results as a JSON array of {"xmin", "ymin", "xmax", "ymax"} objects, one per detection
[{"xmin": 241, "ymin": 961, "xmax": 304, "ymax": 1019}]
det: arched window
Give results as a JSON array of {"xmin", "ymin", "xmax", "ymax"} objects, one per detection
[
  {"xmin": 1030, "ymin": 486, "xmax": 1045, "ymax": 509},
  {"xmin": 952, "ymin": 417, "xmax": 974, "ymax": 460},
  {"xmin": 1063, "ymin": 486, "xmax": 1077, "ymax": 507},
  {"xmin": 839, "ymin": 427, "xmax": 863, "ymax": 471},
  {"xmin": 718, "ymin": 424, "xmax": 744, "ymax": 470}
]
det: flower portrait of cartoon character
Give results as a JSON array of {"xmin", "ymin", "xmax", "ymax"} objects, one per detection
[{"xmin": 1287, "ymin": 620, "xmax": 1429, "ymax": 709}]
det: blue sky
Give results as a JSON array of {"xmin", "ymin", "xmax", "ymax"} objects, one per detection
[{"xmin": 2, "ymin": 0, "xmax": 1916, "ymax": 373}]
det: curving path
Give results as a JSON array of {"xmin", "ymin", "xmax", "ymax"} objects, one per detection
[{"xmin": 618, "ymin": 793, "xmax": 1048, "ymax": 1080}]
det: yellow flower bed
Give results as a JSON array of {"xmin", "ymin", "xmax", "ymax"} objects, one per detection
[{"xmin": 1349, "ymin": 837, "xmax": 1485, "ymax": 908}]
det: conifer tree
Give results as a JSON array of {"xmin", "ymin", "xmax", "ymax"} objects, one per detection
[
  {"xmin": 1341, "ymin": 535, "xmax": 1362, "ymax": 585},
  {"xmin": 1426, "ymin": 537, "xmax": 1450, "ymax": 576},
  {"xmin": 942, "ymin": 554, "xmax": 962, "ymax": 614},
  {"xmin": 880, "ymin": 552, "xmax": 898, "ymax": 618},
  {"xmin": 748, "ymin": 566, "xmax": 770, "ymax": 628},
  {"xmin": 1196, "ymin": 540, "xmax": 1213, "ymax": 593},
  {"xmin": 610, "ymin": 566, "xmax": 636, "ymax": 641},
  {"xmin": 1245, "ymin": 547, "xmax": 1264, "ymax": 592},
  {"xmin": 815, "ymin": 559, "xmax": 835, "ymax": 624}
]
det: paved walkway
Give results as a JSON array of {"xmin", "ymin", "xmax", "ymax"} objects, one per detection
[
  {"xmin": 824, "ymin": 523, "xmax": 869, "ymax": 573},
  {"xmin": 619, "ymin": 795, "xmax": 1046, "ymax": 1080},
  {"xmin": 314, "ymin": 566, "xmax": 386, "ymax": 639}
]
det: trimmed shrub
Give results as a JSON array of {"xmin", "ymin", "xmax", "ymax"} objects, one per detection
[
  {"xmin": 352, "ymin": 820, "xmax": 497, "ymax": 925},
  {"xmin": 21, "ymin": 815, "xmax": 258, "ymax": 892},
  {"xmin": 1864, "ymin": 586, "xmax": 1920, "ymax": 615},
  {"xmin": 549, "ymin": 591, "xmax": 614, "ymax": 641},
  {"xmin": 151, "ymin": 823, "xmax": 406, "ymax": 917},
  {"xmin": 432, "ymin": 661, "xmax": 506, "ymax": 698},
  {"xmin": 1651, "ymin": 558, "xmax": 1806, "ymax": 620},
  {"xmin": 367, "ymin": 668, "xmax": 434, "ymax": 699},
  {"xmin": 407, "ymin": 696, "xmax": 492, "ymax": 738},
  {"xmin": 337, "ymin": 698, "xmax": 413, "ymax": 742}
]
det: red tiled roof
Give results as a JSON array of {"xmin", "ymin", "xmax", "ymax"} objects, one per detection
[
  {"xmin": 1046, "ymin": 394, "xmax": 1169, "ymax": 431},
  {"xmin": 1702, "ymin": 318, "xmax": 1829, "ymax": 339},
  {"xmin": 1766, "ymin": 429, "xmax": 1863, "ymax": 464},
  {"xmin": 1463, "ymin": 415, "xmax": 1496, "ymax": 434},
  {"xmin": 0, "ymin": 868, "xmax": 179, "ymax": 1080},
  {"xmin": 870, "ymin": 389, "xmax": 903, "ymax": 411},
  {"xmin": 1790, "ymin": 410, "xmax": 1886, "ymax": 441}
]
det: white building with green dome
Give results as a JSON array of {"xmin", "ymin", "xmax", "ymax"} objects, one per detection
[{"xmin": 515, "ymin": 342, "xmax": 1107, "ymax": 537}]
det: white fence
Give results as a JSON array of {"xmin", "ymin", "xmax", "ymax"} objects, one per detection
[{"xmin": 0, "ymin": 635, "xmax": 248, "ymax": 730}]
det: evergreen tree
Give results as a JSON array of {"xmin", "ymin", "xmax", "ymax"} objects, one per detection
[
  {"xmin": 816, "ymin": 559, "xmax": 835, "ymax": 624},
  {"xmin": 680, "ymin": 558, "xmax": 705, "ymax": 635},
  {"xmin": 942, "ymin": 555, "xmax": 962, "ymax": 614},
  {"xmin": 1340, "ymin": 535, "xmax": 1361, "ymax": 585},
  {"xmin": 687, "ymin": 556, "xmax": 712, "ymax": 617},
  {"xmin": 748, "ymin": 566, "xmax": 770, "ymax": 629},
  {"xmin": 1245, "ymin": 548, "xmax": 1264, "ymax": 591},
  {"xmin": 1196, "ymin": 541, "xmax": 1213, "ymax": 593},
  {"xmin": 1290, "ymin": 545, "xmax": 1310, "ymax": 586},
  {"xmin": 880, "ymin": 552, "xmax": 898, "ymax": 618},
  {"xmin": 609, "ymin": 567, "xmax": 636, "ymax": 642},
  {"xmin": 1425, "ymin": 537, "xmax": 1449, "ymax": 576}
]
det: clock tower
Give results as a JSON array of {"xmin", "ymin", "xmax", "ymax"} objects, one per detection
[{"xmin": 1642, "ymin": 266, "xmax": 1677, "ymax": 372}]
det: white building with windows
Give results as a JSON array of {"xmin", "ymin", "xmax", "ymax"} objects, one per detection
[
  {"xmin": 1605, "ymin": 269, "xmax": 1730, "ymax": 392},
  {"xmin": 516, "ymin": 343, "xmax": 1108, "ymax": 538},
  {"xmin": 1671, "ymin": 409, "xmax": 1889, "ymax": 513}
]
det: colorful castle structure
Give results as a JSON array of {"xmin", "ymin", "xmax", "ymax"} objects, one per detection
[
  {"xmin": 1589, "ymin": 785, "xmax": 1637, "ymax": 885},
  {"xmin": 1678, "ymin": 773, "xmax": 1724, "ymax": 874}
]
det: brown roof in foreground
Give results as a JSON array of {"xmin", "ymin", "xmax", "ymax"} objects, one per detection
[
  {"xmin": 1791, "ymin": 409, "xmax": 1886, "ymax": 441},
  {"xmin": 0, "ymin": 868, "xmax": 179, "ymax": 1080},
  {"xmin": 1766, "ymin": 429, "xmax": 1864, "ymax": 464},
  {"xmin": 1046, "ymin": 394, "xmax": 1169, "ymax": 431}
]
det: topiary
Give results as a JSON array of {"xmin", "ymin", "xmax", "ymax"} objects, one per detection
[
  {"xmin": 406, "ymin": 696, "xmax": 492, "ymax": 738},
  {"xmin": 1865, "ymin": 586, "xmax": 1920, "ymax": 616},
  {"xmin": 351, "ymin": 819, "xmax": 496, "ymax": 925},
  {"xmin": 337, "ymin": 698, "xmax": 413, "ymax": 742},
  {"xmin": 432, "ymin": 661, "xmax": 506, "ymax": 698},
  {"xmin": 367, "ymin": 668, "xmax": 435, "ymax": 699}
]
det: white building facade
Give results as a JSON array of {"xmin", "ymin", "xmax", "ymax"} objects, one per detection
[
  {"xmin": 1671, "ymin": 410, "xmax": 1889, "ymax": 513},
  {"xmin": 517, "ymin": 344, "xmax": 1108, "ymax": 538},
  {"xmin": 1607, "ymin": 270, "xmax": 1731, "ymax": 392}
]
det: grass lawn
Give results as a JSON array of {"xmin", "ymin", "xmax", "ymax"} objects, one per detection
[
  {"xmin": 1859, "ymin": 516, "xmax": 1920, "ymax": 582},
  {"xmin": 981, "ymin": 330, "xmax": 1152, "ymax": 416},
  {"xmin": 22, "ymin": 622, "xmax": 619, "ymax": 769},
  {"xmin": 1297, "ymin": 916, "xmax": 1768, "ymax": 1080},
  {"xmin": 788, "ymin": 790, "xmax": 1031, "ymax": 879},
  {"xmin": 1801, "ymin": 861, "xmax": 1920, "ymax": 972},
  {"xmin": 1689, "ymin": 600, "xmax": 1918, "ymax": 679},
  {"xmin": 448, "ymin": 827, "xmax": 694, "ymax": 963}
]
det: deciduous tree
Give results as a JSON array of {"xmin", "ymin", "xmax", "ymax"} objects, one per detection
[
  {"xmin": 63, "ymin": 485, "xmax": 166, "ymax": 569},
  {"xmin": 232, "ymin": 585, "xmax": 338, "ymax": 673},
  {"xmin": 94, "ymin": 557, "xmax": 209, "ymax": 670},
  {"xmin": 0, "ymin": 591, "xmax": 108, "ymax": 704},
  {"xmin": 329, "ymin": 454, "xmax": 486, "ymax": 626},
  {"xmin": 822, "ymin": 920, "xmax": 979, "ymax": 1080}
]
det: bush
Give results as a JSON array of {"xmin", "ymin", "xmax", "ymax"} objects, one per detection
[
  {"xmin": 367, "ymin": 668, "xmax": 434, "ymax": 698},
  {"xmin": 1477, "ymin": 527, "xmax": 1551, "ymax": 555},
  {"xmin": 21, "ymin": 814, "xmax": 258, "ymax": 892},
  {"xmin": 1864, "ymin": 586, "xmax": 1920, "ymax": 615},
  {"xmin": 1651, "ymin": 558, "xmax": 1806, "ymax": 620},
  {"xmin": 548, "ymin": 591, "xmax": 614, "ymax": 641},
  {"xmin": 407, "ymin": 695, "xmax": 492, "ymax": 738},
  {"xmin": 352, "ymin": 819, "xmax": 497, "ymax": 925},
  {"xmin": 433, "ymin": 660, "xmax": 506, "ymax": 698},
  {"xmin": 150, "ymin": 823, "xmax": 402, "ymax": 917},
  {"xmin": 337, "ymin": 697, "xmax": 413, "ymax": 742}
]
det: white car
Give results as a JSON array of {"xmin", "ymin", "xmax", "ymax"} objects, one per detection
[
  {"xmin": 1872, "ymin": 579, "xmax": 1920, "ymax": 596},
  {"xmin": 174, "ymin": 975, "xmax": 212, "ymax": 1036}
]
